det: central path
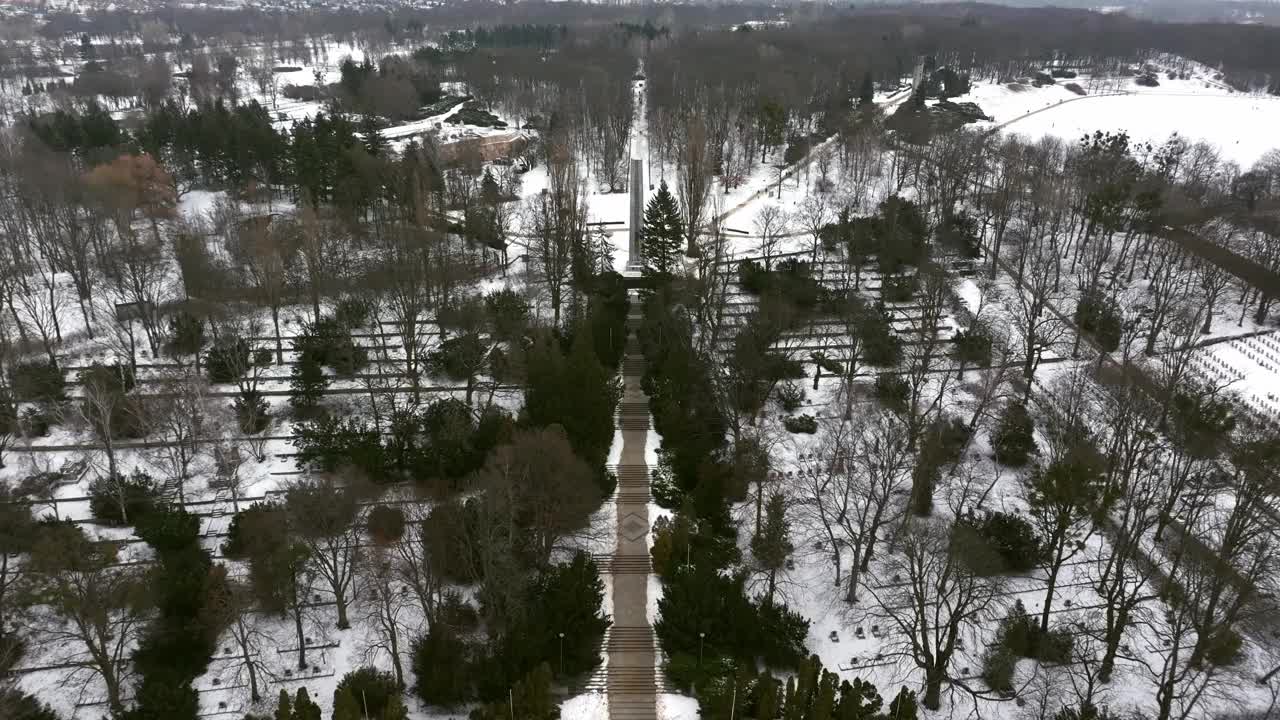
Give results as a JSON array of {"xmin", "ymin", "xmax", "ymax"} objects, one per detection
[{"xmin": 605, "ymin": 299, "xmax": 658, "ymax": 720}]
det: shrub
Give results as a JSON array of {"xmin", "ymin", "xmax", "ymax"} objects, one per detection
[
  {"xmin": 411, "ymin": 626, "xmax": 473, "ymax": 706},
  {"xmin": 981, "ymin": 647, "xmax": 1017, "ymax": 695},
  {"xmin": 775, "ymin": 381, "xmax": 805, "ymax": 412},
  {"xmin": 292, "ymin": 416, "xmax": 386, "ymax": 480},
  {"xmin": 881, "ymin": 274, "xmax": 917, "ymax": 302},
  {"xmin": 485, "ymin": 288, "xmax": 530, "ymax": 341},
  {"xmin": 88, "ymin": 469, "xmax": 160, "ymax": 526},
  {"xmin": 367, "ymin": 505, "xmax": 405, "ymax": 544},
  {"xmin": 220, "ymin": 502, "xmax": 282, "ymax": 558},
  {"xmin": 737, "ymin": 259, "xmax": 769, "ymax": 294},
  {"xmin": 993, "ymin": 402, "xmax": 1037, "ymax": 466},
  {"xmin": 296, "ymin": 317, "xmax": 368, "ymax": 375},
  {"xmin": 953, "ymin": 326, "xmax": 993, "ymax": 367},
  {"xmin": 19, "ymin": 406, "xmax": 54, "ymax": 437},
  {"xmin": 783, "ymin": 414, "xmax": 817, "ymax": 434},
  {"xmin": 873, "ymin": 373, "xmax": 909, "ymax": 413},
  {"xmin": 10, "ymin": 360, "xmax": 65, "ymax": 403},
  {"xmin": 993, "ymin": 599, "xmax": 1073, "ymax": 663},
  {"xmin": 335, "ymin": 668, "xmax": 398, "ymax": 717},
  {"xmin": 167, "ymin": 310, "xmax": 206, "ymax": 360},
  {"xmin": 921, "ymin": 415, "xmax": 970, "ymax": 466},
  {"xmin": 1037, "ymin": 626, "xmax": 1075, "ymax": 664},
  {"xmin": 234, "ymin": 389, "xmax": 271, "ymax": 434},
  {"xmin": 1075, "ymin": 291, "xmax": 1123, "ymax": 352},
  {"xmin": 334, "ymin": 296, "xmax": 372, "ymax": 330},
  {"xmin": 207, "ymin": 337, "xmax": 251, "ymax": 383},
  {"xmin": 1203, "ymin": 627, "xmax": 1243, "ymax": 667},
  {"xmin": 956, "ymin": 511, "xmax": 1044, "ymax": 575}
]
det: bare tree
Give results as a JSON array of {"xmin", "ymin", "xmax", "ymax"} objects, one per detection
[
  {"xmin": 209, "ymin": 580, "xmax": 276, "ymax": 705},
  {"xmin": 798, "ymin": 192, "xmax": 831, "ymax": 263},
  {"xmin": 677, "ymin": 115, "xmax": 713, "ymax": 257},
  {"xmin": 864, "ymin": 519, "xmax": 998, "ymax": 710},
  {"xmin": 146, "ymin": 370, "xmax": 209, "ymax": 503},
  {"xmin": 810, "ymin": 412, "xmax": 911, "ymax": 603},
  {"xmin": 230, "ymin": 212, "xmax": 295, "ymax": 364},
  {"xmin": 284, "ymin": 477, "xmax": 363, "ymax": 630},
  {"xmin": 392, "ymin": 501, "xmax": 446, "ymax": 628},
  {"xmin": 1011, "ymin": 242, "xmax": 1066, "ymax": 400},
  {"xmin": 795, "ymin": 418, "xmax": 855, "ymax": 589},
  {"xmin": 24, "ymin": 529, "xmax": 150, "ymax": 717},
  {"xmin": 357, "ymin": 546, "xmax": 412, "ymax": 689},
  {"xmin": 752, "ymin": 204, "xmax": 789, "ymax": 271},
  {"xmin": 471, "ymin": 425, "xmax": 601, "ymax": 567}
]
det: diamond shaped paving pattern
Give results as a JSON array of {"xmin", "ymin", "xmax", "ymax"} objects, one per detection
[{"xmin": 621, "ymin": 512, "xmax": 648, "ymax": 542}]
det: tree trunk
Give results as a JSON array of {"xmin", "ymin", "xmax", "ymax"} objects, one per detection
[
  {"xmin": 390, "ymin": 626, "xmax": 404, "ymax": 689},
  {"xmin": 923, "ymin": 668, "xmax": 944, "ymax": 710},
  {"xmin": 292, "ymin": 573, "xmax": 307, "ymax": 670},
  {"xmin": 335, "ymin": 591, "xmax": 349, "ymax": 630},
  {"xmin": 1099, "ymin": 605, "xmax": 1126, "ymax": 682},
  {"xmin": 272, "ymin": 305, "xmax": 284, "ymax": 364}
]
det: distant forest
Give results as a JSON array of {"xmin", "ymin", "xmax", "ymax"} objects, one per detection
[{"xmin": 21, "ymin": 2, "xmax": 1280, "ymax": 90}]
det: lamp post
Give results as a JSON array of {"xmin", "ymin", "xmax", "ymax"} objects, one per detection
[
  {"xmin": 558, "ymin": 631, "xmax": 565, "ymax": 678},
  {"xmin": 698, "ymin": 631, "xmax": 705, "ymax": 668}
]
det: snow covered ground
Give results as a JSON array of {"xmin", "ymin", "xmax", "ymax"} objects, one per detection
[{"xmin": 953, "ymin": 62, "xmax": 1280, "ymax": 168}]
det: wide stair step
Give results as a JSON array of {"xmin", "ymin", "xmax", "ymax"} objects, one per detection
[
  {"xmin": 615, "ymin": 490, "xmax": 651, "ymax": 504},
  {"xmin": 622, "ymin": 358, "xmax": 646, "ymax": 376},
  {"xmin": 607, "ymin": 626, "xmax": 655, "ymax": 651},
  {"xmin": 618, "ymin": 401, "xmax": 649, "ymax": 415},
  {"xmin": 593, "ymin": 553, "xmax": 651, "ymax": 574},
  {"xmin": 619, "ymin": 418, "xmax": 650, "ymax": 431}
]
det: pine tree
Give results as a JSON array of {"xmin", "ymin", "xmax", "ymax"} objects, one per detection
[
  {"xmin": 333, "ymin": 687, "xmax": 361, "ymax": 720},
  {"xmin": 641, "ymin": 181, "xmax": 684, "ymax": 281},
  {"xmin": 274, "ymin": 689, "xmax": 293, "ymax": 720},
  {"xmin": 380, "ymin": 694, "xmax": 409, "ymax": 720},
  {"xmin": 292, "ymin": 688, "xmax": 320, "ymax": 720},
  {"xmin": 360, "ymin": 115, "xmax": 386, "ymax": 157},
  {"xmin": 750, "ymin": 493, "xmax": 793, "ymax": 608},
  {"xmin": 289, "ymin": 351, "xmax": 327, "ymax": 418},
  {"xmin": 480, "ymin": 169, "xmax": 502, "ymax": 205},
  {"xmin": 886, "ymin": 687, "xmax": 919, "ymax": 720},
  {"xmin": 858, "ymin": 71, "xmax": 874, "ymax": 106}
]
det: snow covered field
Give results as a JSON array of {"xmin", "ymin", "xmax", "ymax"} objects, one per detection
[
  {"xmin": 998, "ymin": 93, "xmax": 1280, "ymax": 167},
  {"xmin": 954, "ymin": 63, "xmax": 1280, "ymax": 168}
]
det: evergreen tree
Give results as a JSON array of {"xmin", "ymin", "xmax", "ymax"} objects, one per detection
[
  {"xmin": 289, "ymin": 351, "xmax": 328, "ymax": 418},
  {"xmin": 640, "ymin": 182, "xmax": 684, "ymax": 281},
  {"xmin": 750, "ymin": 493, "xmax": 792, "ymax": 608},
  {"xmin": 480, "ymin": 169, "xmax": 502, "ymax": 205},
  {"xmin": 993, "ymin": 401, "xmax": 1036, "ymax": 467},
  {"xmin": 292, "ymin": 689, "xmax": 321, "ymax": 720},
  {"xmin": 886, "ymin": 687, "xmax": 919, "ymax": 720},
  {"xmin": 381, "ymin": 695, "xmax": 409, "ymax": 720},
  {"xmin": 523, "ymin": 324, "xmax": 620, "ymax": 480},
  {"xmin": 274, "ymin": 689, "xmax": 293, "ymax": 720},
  {"xmin": 836, "ymin": 677, "xmax": 882, "ymax": 719},
  {"xmin": 332, "ymin": 688, "xmax": 360, "ymax": 720},
  {"xmin": 858, "ymin": 71, "xmax": 874, "ymax": 105},
  {"xmin": 411, "ymin": 625, "xmax": 472, "ymax": 706},
  {"xmin": 360, "ymin": 115, "xmax": 386, "ymax": 157}
]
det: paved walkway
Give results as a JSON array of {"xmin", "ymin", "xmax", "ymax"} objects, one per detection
[{"xmin": 606, "ymin": 302, "xmax": 658, "ymax": 720}]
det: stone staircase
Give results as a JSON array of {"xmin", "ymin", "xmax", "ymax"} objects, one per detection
[{"xmin": 603, "ymin": 305, "xmax": 662, "ymax": 720}]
